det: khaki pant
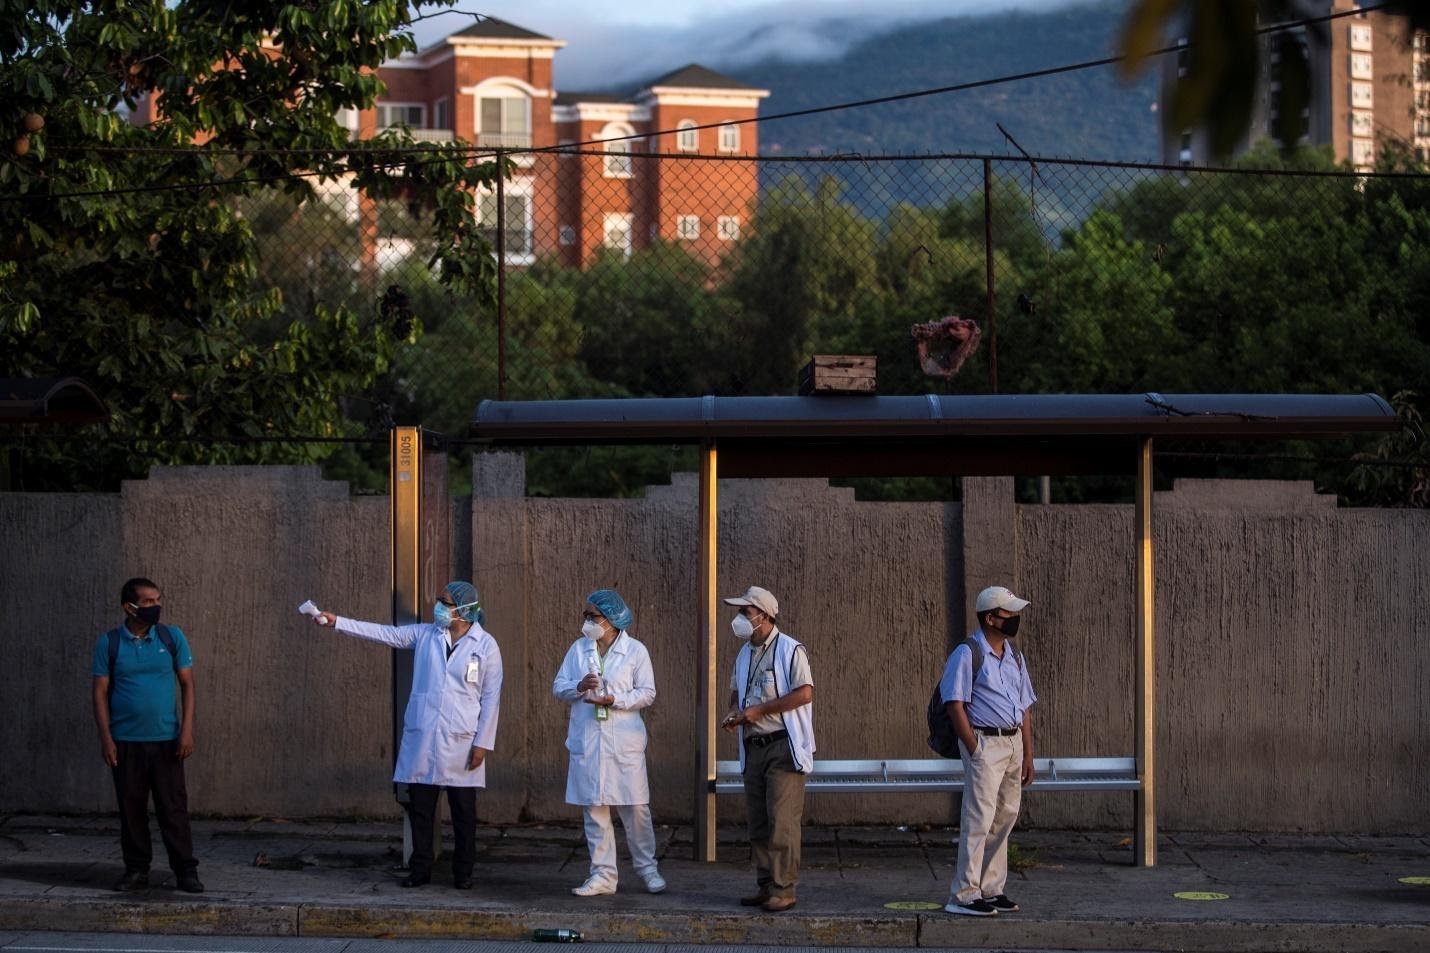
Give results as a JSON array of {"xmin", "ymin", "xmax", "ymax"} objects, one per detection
[
  {"xmin": 949, "ymin": 732, "xmax": 1023, "ymax": 905},
  {"xmin": 743, "ymin": 738, "xmax": 806, "ymax": 899}
]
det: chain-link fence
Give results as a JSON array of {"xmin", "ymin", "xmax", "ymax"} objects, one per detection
[{"xmin": 7, "ymin": 148, "xmax": 1429, "ymax": 501}]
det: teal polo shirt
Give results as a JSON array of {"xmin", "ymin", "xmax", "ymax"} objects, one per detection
[{"xmin": 91, "ymin": 624, "xmax": 194, "ymax": 742}]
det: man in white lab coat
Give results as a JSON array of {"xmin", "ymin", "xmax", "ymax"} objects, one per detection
[
  {"xmin": 552, "ymin": 588, "xmax": 664, "ymax": 896},
  {"xmin": 313, "ymin": 581, "xmax": 502, "ymax": 889}
]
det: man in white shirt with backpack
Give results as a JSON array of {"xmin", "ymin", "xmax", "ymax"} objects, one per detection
[{"xmin": 939, "ymin": 585, "xmax": 1036, "ymax": 917}]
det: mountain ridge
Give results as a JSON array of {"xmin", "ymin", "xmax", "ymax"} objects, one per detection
[{"xmin": 722, "ymin": 1, "xmax": 1160, "ymax": 163}]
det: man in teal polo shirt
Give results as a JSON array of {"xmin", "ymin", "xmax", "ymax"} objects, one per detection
[{"xmin": 91, "ymin": 577, "xmax": 202, "ymax": 893}]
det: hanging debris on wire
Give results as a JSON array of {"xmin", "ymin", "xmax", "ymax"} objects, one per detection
[{"xmin": 912, "ymin": 315, "xmax": 981, "ymax": 379}]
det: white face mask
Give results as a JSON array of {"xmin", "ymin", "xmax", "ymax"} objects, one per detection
[
  {"xmin": 581, "ymin": 619, "xmax": 605, "ymax": 641},
  {"xmin": 730, "ymin": 613, "xmax": 755, "ymax": 639}
]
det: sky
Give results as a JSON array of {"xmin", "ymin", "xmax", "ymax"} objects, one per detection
[{"xmin": 410, "ymin": 0, "xmax": 1090, "ymax": 89}]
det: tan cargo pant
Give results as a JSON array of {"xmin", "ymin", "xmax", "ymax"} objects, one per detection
[
  {"xmin": 949, "ymin": 732, "xmax": 1023, "ymax": 905},
  {"xmin": 743, "ymin": 738, "xmax": 806, "ymax": 899}
]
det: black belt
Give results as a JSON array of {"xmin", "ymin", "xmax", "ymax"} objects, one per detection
[
  {"xmin": 973, "ymin": 725, "xmax": 1021, "ymax": 736},
  {"xmin": 745, "ymin": 729, "xmax": 789, "ymax": 749}
]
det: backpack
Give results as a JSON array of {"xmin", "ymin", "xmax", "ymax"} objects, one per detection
[
  {"xmin": 926, "ymin": 637, "xmax": 1023, "ymax": 758},
  {"xmin": 105, "ymin": 624, "xmax": 181, "ymax": 698}
]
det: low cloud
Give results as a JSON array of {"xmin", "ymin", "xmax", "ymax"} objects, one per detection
[{"xmin": 413, "ymin": 0, "xmax": 1096, "ymax": 91}]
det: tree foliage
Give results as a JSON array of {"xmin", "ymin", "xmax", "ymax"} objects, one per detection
[{"xmin": 1, "ymin": 0, "xmax": 498, "ymax": 489}]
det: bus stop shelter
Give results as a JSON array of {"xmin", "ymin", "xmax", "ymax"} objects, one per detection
[{"xmin": 466, "ymin": 392, "xmax": 1396, "ymax": 867}]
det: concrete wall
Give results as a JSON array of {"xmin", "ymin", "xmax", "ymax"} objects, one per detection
[
  {"xmin": 2, "ymin": 464, "xmax": 1426, "ymax": 834},
  {"xmin": 1, "ymin": 467, "xmax": 395, "ymax": 816},
  {"xmin": 1015, "ymin": 479, "xmax": 1430, "ymax": 833}
]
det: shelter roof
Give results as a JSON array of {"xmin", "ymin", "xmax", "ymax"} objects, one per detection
[{"xmin": 470, "ymin": 393, "xmax": 1395, "ymax": 477}]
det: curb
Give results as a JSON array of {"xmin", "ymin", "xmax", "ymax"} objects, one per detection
[{"xmin": 2, "ymin": 899, "xmax": 1425, "ymax": 952}]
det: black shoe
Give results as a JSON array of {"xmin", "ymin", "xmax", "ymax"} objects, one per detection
[
  {"xmin": 400, "ymin": 873, "xmax": 431, "ymax": 888},
  {"xmin": 113, "ymin": 870, "xmax": 149, "ymax": 892},
  {"xmin": 986, "ymin": 894, "xmax": 1019, "ymax": 912},
  {"xmin": 944, "ymin": 898, "xmax": 998, "ymax": 917},
  {"xmin": 176, "ymin": 874, "xmax": 205, "ymax": 894},
  {"xmin": 453, "ymin": 876, "xmax": 474, "ymax": 890}
]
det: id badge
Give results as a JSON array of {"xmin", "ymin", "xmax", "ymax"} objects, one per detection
[{"xmin": 465, "ymin": 659, "xmax": 480, "ymax": 683}]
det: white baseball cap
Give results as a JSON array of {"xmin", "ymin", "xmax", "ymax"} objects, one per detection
[
  {"xmin": 975, "ymin": 585, "xmax": 1030, "ymax": 614},
  {"xmin": 723, "ymin": 585, "xmax": 780, "ymax": 618}
]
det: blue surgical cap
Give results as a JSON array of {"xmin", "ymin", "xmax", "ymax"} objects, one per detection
[
  {"xmin": 445, "ymin": 581, "xmax": 482, "ymax": 624},
  {"xmin": 587, "ymin": 589, "xmax": 632, "ymax": 630}
]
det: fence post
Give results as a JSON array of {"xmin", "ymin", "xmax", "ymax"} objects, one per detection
[
  {"xmin": 495, "ymin": 149, "xmax": 507, "ymax": 401},
  {"xmin": 983, "ymin": 158, "xmax": 997, "ymax": 394}
]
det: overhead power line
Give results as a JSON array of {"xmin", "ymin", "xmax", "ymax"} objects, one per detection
[{"xmin": 4, "ymin": 1, "xmax": 1399, "ymax": 201}]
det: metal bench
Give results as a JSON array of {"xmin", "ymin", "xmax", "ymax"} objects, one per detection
[{"xmin": 713, "ymin": 756, "xmax": 1139, "ymax": 794}]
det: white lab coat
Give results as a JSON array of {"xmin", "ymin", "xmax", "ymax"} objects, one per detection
[
  {"xmin": 333, "ymin": 617, "xmax": 502, "ymax": 787},
  {"xmin": 552, "ymin": 631, "xmax": 656, "ymax": 806}
]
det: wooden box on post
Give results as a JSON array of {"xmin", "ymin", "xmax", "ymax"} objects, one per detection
[{"xmin": 798, "ymin": 355, "xmax": 877, "ymax": 395}]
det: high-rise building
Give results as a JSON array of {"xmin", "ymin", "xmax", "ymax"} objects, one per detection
[{"xmin": 1161, "ymin": 2, "xmax": 1429, "ymax": 170}]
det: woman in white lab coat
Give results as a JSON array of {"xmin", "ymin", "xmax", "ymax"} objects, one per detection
[
  {"xmin": 312, "ymin": 580, "xmax": 501, "ymax": 890},
  {"xmin": 552, "ymin": 588, "xmax": 663, "ymax": 896}
]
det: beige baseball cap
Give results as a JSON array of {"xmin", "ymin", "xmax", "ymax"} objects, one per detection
[
  {"xmin": 723, "ymin": 585, "xmax": 780, "ymax": 618},
  {"xmin": 975, "ymin": 585, "xmax": 1030, "ymax": 613}
]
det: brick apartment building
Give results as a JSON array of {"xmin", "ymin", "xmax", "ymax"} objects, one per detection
[
  {"xmin": 371, "ymin": 17, "xmax": 770, "ymax": 267},
  {"xmin": 1161, "ymin": 1, "xmax": 1430, "ymax": 170}
]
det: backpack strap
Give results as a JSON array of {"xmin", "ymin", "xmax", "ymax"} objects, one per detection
[
  {"xmin": 154, "ymin": 624, "xmax": 181, "ymax": 672},
  {"xmin": 962, "ymin": 636, "xmax": 984, "ymax": 678},
  {"xmin": 106, "ymin": 627, "xmax": 122, "ymax": 678}
]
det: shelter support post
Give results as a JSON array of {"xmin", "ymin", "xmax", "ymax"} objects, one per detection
[
  {"xmin": 1134, "ymin": 436, "xmax": 1156, "ymax": 867},
  {"xmin": 390, "ymin": 426, "xmax": 424, "ymax": 863},
  {"xmin": 695, "ymin": 442, "xmax": 719, "ymax": 861}
]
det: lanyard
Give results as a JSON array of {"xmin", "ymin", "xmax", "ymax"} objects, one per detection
[{"xmin": 743, "ymin": 634, "xmax": 776, "ymax": 702}]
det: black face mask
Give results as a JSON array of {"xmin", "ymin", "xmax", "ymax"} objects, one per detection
[
  {"xmin": 993, "ymin": 614, "xmax": 1020, "ymax": 637},
  {"xmin": 130, "ymin": 604, "xmax": 162, "ymax": 627}
]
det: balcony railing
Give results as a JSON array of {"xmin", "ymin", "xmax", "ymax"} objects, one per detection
[
  {"xmin": 408, "ymin": 128, "xmax": 455, "ymax": 142},
  {"xmin": 477, "ymin": 131, "xmax": 533, "ymax": 149}
]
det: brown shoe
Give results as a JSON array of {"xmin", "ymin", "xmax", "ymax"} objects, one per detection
[
  {"xmin": 762, "ymin": 895, "xmax": 797, "ymax": 912},
  {"xmin": 739, "ymin": 890, "xmax": 772, "ymax": 907}
]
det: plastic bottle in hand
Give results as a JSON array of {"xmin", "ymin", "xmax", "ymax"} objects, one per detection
[{"xmin": 586, "ymin": 649, "xmax": 609, "ymax": 722}]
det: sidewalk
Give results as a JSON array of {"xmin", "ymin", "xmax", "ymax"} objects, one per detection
[{"xmin": 1, "ymin": 814, "xmax": 1427, "ymax": 951}]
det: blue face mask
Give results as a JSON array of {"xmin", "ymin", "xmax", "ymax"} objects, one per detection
[{"xmin": 434, "ymin": 599, "xmax": 480, "ymax": 629}]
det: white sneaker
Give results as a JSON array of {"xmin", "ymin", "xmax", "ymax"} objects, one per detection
[
  {"xmin": 571, "ymin": 877, "xmax": 616, "ymax": 897},
  {"xmin": 642, "ymin": 871, "xmax": 666, "ymax": 894}
]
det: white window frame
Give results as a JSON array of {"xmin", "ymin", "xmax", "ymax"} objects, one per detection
[
  {"xmin": 1352, "ymin": 138, "xmax": 1376, "ymax": 168},
  {"xmin": 717, "ymin": 215, "xmax": 740, "ymax": 241},
  {"xmin": 604, "ymin": 141, "xmax": 634, "ymax": 178},
  {"xmin": 599, "ymin": 122, "xmax": 638, "ymax": 178},
  {"xmin": 603, "ymin": 212, "xmax": 634, "ymax": 258},
  {"xmin": 475, "ymin": 83, "xmax": 532, "ymax": 148},
  {"xmin": 477, "ymin": 178, "xmax": 535, "ymax": 266},
  {"xmin": 718, "ymin": 122, "xmax": 740, "ymax": 153},
  {"xmin": 1350, "ymin": 24, "xmax": 1373, "ymax": 51},
  {"xmin": 376, "ymin": 103, "xmax": 425, "ymax": 129},
  {"xmin": 676, "ymin": 215, "xmax": 700, "ymax": 240},
  {"xmin": 1350, "ymin": 53, "xmax": 1374, "ymax": 80},
  {"xmin": 1351, "ymin": 110, "xmax": 1374, "ymax": 137},
  {"xmin": 1351, "ymin": 81, "xmax": 1374, "ymax": 108},
  {"xmin": 676, "ymin": 120, "xmax": 698, "ymax": 152}
]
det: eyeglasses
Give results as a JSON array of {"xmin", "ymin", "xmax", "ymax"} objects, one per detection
[{"xmin": 581, "ymin": 611, "xmax": 606, "ymax": 622}]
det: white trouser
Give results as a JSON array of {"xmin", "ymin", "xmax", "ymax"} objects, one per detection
[
  {"xmin": 950, "ymin": 732, "xmax": 1023, "ymax": 905},
  {"xmin": 582, "ymin": 804, "xmax": 658, "ymax": 885}
]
